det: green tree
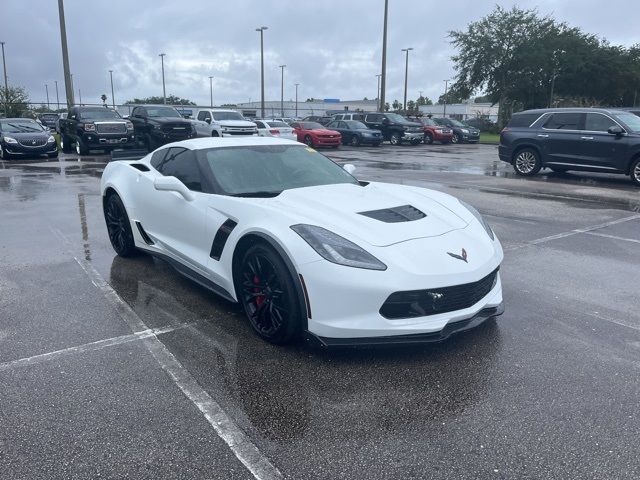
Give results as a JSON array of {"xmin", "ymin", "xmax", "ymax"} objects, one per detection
[
  {"xmin": 416, "ymin": 95, "xmax": 432, "ymax": 106},
  {"xmin": 407, "ymin": 100, "xmax": 416, "ymax": 111},
  {"xmin": 383, "ymin": 102, "xmax": 390, "ymax": 112},
  {"xmin": 0, "ymin": 85, "xmax": 30, "ymax": 117},
  {"xmin": 125, "ymin": 95, "xmax": 196, "ymax": 105},
  {"xmin": 392, "ymin": 99, "xmax": 401, "ymax": 110}
]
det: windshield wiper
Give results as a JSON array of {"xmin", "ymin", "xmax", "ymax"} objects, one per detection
[{"xmin": 229, "ymin": 190, "xmax": 282, "ymax": 198}]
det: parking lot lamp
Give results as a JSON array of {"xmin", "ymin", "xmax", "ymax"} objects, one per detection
[
  {"xmin": 295, "ymin": 83, "xmax": 299, "ymax": 117},
  {"xmin": 279, "ymin": 65, "xmax": 286, "ymax": 117},
  {"xmin": 256, "ymin": 27, "xmax": 268, "ymax": 118},
  {"xmin": 45, "ymin": 83, "xmax": 50, "ymax": 110},
  {"xmin": 109, "ymin": 70, "xmax": 115, "ymax": 108},
  {"xmin": 401, "ymin": 47, "xmax": 413, "ymax": 111},
  {"xmin": 159, "ymin": 53, "xmax": 166, "ymax": 104},
  {"xmin": 443, "ymin": 79, "xmax": 450, "ymax": 117},
  {"xmin": 0, "ymin": 42, "xmax": 8, "ymax": 117},
  {"xmin": 376, "ymin": 74, "xmax": 381, "ymax": 110},
  {"xmin": 379, "ymin": 0, "xmax": 389, "ymax": 112},
  {"xmin": 209, "ymin": 76, "xmax": 213, "ymax": 107},
  {"xmin": 57, "ymin": 0, "xmax": 74, "ymax": 108},
  {"xmin": 54, "ymin": 80, "xmax": 60, "ymax": 110}
]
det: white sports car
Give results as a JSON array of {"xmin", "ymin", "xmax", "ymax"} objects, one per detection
[{"xmin": 101, "ymin": 137, "xmax": 504, "ymax": 346}]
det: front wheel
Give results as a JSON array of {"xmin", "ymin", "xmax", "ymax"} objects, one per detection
[
  {"xmin": 304, "ymin": 135, "xmax": 314, "ymax": 147},
  {"xmin": 76, "ymin": 137, "xmax": 89, "ymax": 155},
  {"xmin": 350, "ymin": 135, "xmax": 360, "ymax": 147},
  {"xmin": 630, "ymin": 158, "xmax": 640, "ymax": 186},
  {"xmin": 451, "ymin": 133, "xmax": 461, "ymax": 144},
  {"xmin": 236, "ymin": 244, "xmax": 303, "ymax": 344},
  {"xmin": 389, "ymin": 133, "xmax": 401, "ymax": 146},
  {"xmin": 424, "ymin": 132, "xmax": 433, "ymax": 144},
  {"xmin": 104, "ymin": 193, "xmax": 138, "ymax": 257},
  {"xmin": 513, "ymin": 148, "xmax": 542, "ymax": 176}
]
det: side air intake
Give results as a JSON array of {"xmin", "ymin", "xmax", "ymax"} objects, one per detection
[
  {"xmin": 210, "ymin": 219, "xmax": 238, "ymax": 261},
  {"xmin": 358, "ymin": 205, "xmax": 426, "ymax": 223}
]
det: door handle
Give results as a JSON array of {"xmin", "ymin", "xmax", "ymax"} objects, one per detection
[
  {"xmin": 537, "ymin": 134, "xmax": 549, "ymax": 138},
  {"xmin": 580, "ymin": 136, "xmax": 594, "ymax": 140}
]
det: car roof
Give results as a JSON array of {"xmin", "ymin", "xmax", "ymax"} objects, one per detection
[
  {"xmin": 515, "ymin": 107, "xmax": 624, "ymax": 115},
  {"xmin": 1, "ymin": 117, "xmax": 38, "ymax": 121},
  {"xmin": 163, "ymin": 136, "xmax": 300, "ymax": 150}
]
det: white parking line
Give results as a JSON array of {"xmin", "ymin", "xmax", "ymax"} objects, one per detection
[
  {"xmin": 50, "ymin": 227, "xmax": 283, "ymax": 480},
  {"xmin": 0, "ymin": 326, "xmax": 181, "ymax": 372},
  {"xmin": 584, "ymin": 231, "xmax": 640, "ymax": 245}
]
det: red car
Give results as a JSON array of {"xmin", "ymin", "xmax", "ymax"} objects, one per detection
[
  {"xmin": 414, "ymin": 117, "xmax": 454, "ymax": 144},
  {"xmin": 291, "ymin": 121, "xmax": 341, "ymax": 148}
]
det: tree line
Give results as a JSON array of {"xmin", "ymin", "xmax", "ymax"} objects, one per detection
[{"xmin": 447, "ymin": 5, "xmax": 640, "ymax": 126}]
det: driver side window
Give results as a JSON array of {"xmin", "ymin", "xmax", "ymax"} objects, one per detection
[{"xmin": 156, "ymin": 148, "xmax": 203, "ymax": 192}]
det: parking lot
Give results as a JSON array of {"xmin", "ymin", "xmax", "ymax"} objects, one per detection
[{"xmin": 1, "ymin": 143, "xmax": 639, "ymax": 479}]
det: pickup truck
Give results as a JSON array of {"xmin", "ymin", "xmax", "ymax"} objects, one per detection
[
  {"xmin": 193, "ymin": 108, "xmax": 257, "ymax": 137},
  {"xmin": 58, "ymin": 106, "xmax": 135, "ymax": 155},
  {"xmin": 128, "ymin": 104, "xmax": 196, "ymax": 150},
  {"xmin": 360, "ymin": 112, "xmax": 423, "ymax": 145}
]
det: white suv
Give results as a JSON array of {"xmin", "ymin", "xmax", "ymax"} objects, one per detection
[{"xmin": 193, "ymin": 108, "xmax": 257, "ymax": 137}]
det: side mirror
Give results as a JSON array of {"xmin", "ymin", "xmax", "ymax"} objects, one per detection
[
  {"xmin": 607, "ymin": 126, "xmax": 624, "ymax": 136},
  {"xmin": 153, "ymin": 176, "xmax": 194, "ymax": 201},
  {"xmin": 205, "ymin": 118, "xmax": 211, "ymax": 124},
  {"xmin": 382, "ymin": 118, "xmax": 390, "ymax": 125},
  {"xmin": 343, "ymin": 164, "xmax": 356, "ymax": 175}
]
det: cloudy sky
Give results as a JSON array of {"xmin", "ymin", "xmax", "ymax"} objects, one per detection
[{"xmin": 3, "ymin": 0, "xmax": 639, "ymax": 107}]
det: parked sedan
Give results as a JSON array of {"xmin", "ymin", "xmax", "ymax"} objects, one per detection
[
  {"xmin": 0, "ymin": 118, "xmax": 58, "ymax": 160},
  {"xmin": 325, "ymin": 120, "xmax": 382, "ymax": 146},
  {"xmin": 291, "ymin": 121, "xmax": 341, "ymax": 148},
  {"xmin": 254, "ymin": 119, "xmax": 297, "ymax": 141},
  {"xmin": 433, "ymin": 118, "xmax": 480, "ymax": 144}
]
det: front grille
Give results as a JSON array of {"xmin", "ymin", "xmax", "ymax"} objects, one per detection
[
  {"xmin": 380, "ymin": 268, "xmax": 499, "ymax": 319},
  {"xmin": 227, "ymin": 131, "xmax": 255, "ymax": 135},
  {"xmin": 318, "ymin": 134, "xmax": 337, "ymax": 138},
  {"xmin": 96, "ymin": 122, "xmax": 127, "ymax": 134},
  {"xmin": 161, "ymin": 123, "xmax": 190, "ymax": 133},
  {"xmin": 359, "ymin": 205, "xmax": 426, "ymax": 223},
  {"xmin": 18, "ymin": 138, "xmax": 47, "ymax": 147}
]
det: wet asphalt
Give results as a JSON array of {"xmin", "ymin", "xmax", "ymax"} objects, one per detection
[{"xmin": 0, "ymin": 143, "xmax": 639, "ymax": 480}]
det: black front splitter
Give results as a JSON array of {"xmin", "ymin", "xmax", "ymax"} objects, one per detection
[{"xmin": 305, "ymin": 303, "xmax": 504, "ymax": 348}]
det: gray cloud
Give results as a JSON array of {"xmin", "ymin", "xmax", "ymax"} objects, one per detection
[{"xmin": 3, "ymin": 0, "xmax": 639, "ymax": 107}]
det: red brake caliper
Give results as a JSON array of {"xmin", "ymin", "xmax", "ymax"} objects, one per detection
[{"xmin": 253, "ymin": 275, "xmax": 265, "ymax": 307}]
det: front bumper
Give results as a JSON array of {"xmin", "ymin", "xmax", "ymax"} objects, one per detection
[
  {"xmin": 498, "ymin": 145, "xmax": 511, "ymax": 163},
  {"xmin": 401, "ymin": 132, "xmax": 423, "ymax": 142},
  {"xmin": 3, "ymin": 142, "xmax": 58, "ymax": 156},
  {"xmin": 314, "ymin": 136, "xmax": 341, "ymax": 146},
  {"xmin": 431, "ymin": 130, "xmax": 454, "ymax": 141},
  {"xmin": 221, "ymin": 132, "xmax": 258, "ymax": 137},
  {"xmin": 461, "ymin": 131, "xmax": 480, "ymax": 142},
  {"xmin": 360, "ymin": 134, "xmax": 382, "ymax": 144},
  {"xmin": 82, "ymin": 132, "xmax": 136, "ymax": 148}
]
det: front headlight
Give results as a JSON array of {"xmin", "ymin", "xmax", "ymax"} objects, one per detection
[
  {"xmin": 461, "ymin": 128, "xmax": 469, "ymax": 134},
  {"xmin": 3, "ymin": 136, "xmax": 18, "ymax": 144},
  {"xmin": 459, "ymin": 200, "xmax": 494, "ymax": 240},
  {"xmin": 291, "ymin": 224, "xmax": 387, "ymax": 271},
  {"xmin": 125, "ymin": 121, "xmax": 134, "ymax": 130},
  {"xmin": 47, "ymin": 136, "xmax": 55, "ymax": 143}
]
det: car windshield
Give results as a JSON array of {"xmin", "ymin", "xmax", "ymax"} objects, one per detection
[
  {"xmin": 1, "ymin": 120, "xmax": 45, "ymax": 133},
  {"xmin": 421, "ymin": 118, "xmax": 438, "ymax": 126},
  {"xmin": 212, "ymin": 111, "xmax": 244, "ymax": 121},
  {"xmin": 614, "ymin": 112, "xmax": 640, "ymax": 133},
  {"xmin": 300, "ymin": 122, "xmax": 324, "ymax": 129},
  {"xmin": 200, "ymin": 144, "xmax": 358, "ymax": 196},
  {"xmin": 79, "ymin": 109, "xmax": 122, "ymax": 120},
  {"xmin": 146, "ymin": 107, "xmax": 182, "ymax": 118},
  {"xmin": 448, "ymin": 119, "xmax": 467, "ymax": 127},
  {"xmin": 345, "ymin": 121, "xmax": 367, "ymax": 129},
  {"xmin": 385, "ymin": 113, "xmax": 414, "ymax": 124}
]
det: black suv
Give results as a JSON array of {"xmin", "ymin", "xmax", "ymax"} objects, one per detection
[
  {"xmin": 129, "ymin": 105, "xmax": 195, "ymax": 151},
  {"xmin": 499, "ymin": 108, "xmax": 640, "ymax": 186},
  {"xmin": 433, "ymin": 118, "xmax": 480, "ymax": 144},
  {"xmin": 361, "ymin": 112, "xmax": 423, "ymax": 145}
]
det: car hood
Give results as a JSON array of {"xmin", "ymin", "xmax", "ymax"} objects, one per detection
[
  {"xmin": 216, "ymin": 120, "xmax": 256, "ymax": 128},
  {"xmin": 148, "ymin": 117, "xmax": 191, "ymax": 124},
  {"xmin": 310, "ymin": 129, "xmax": 340, "ymax": 135},
  {"xmin": 2, "ymin": 131, "xmax": 49, "ymax": 140},
  {"xmin": 269, "ymin": 182, "xmax": 468, "ymax": 247}
]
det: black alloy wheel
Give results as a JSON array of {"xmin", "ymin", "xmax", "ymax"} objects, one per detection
[
  {"xmin": 76, "ymin": 137, "xmax": 90, "ymax": 155},
  {"xmin": 237, "ymin": 244, "xmax": 302, "ymax": 344},
  {"xmin": 104, "ymin": 194, "xmax": 138, "ymax": 257},
  {"xmin": 304, "ymin": 135, "xmax": 314, "ymax": 147},
  {"xmin": 424, "ymin": 132, "xmax": 434, "ymax": 144},
  {"xmin": 350, "ymin": 135, "xmax": 361, "ymax": 146}
]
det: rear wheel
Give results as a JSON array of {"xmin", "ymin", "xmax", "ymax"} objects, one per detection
[
  {"xmin": 104, "ymin": 193, "xmax": 138, "ymax": 257},
  {"xmin": 513, "ymin": 148, "xmax": 542, "ymax": 176},
  {"xmin": 236, "ymin": 244, "xmax": 302, "ymax": 344},
  {"xmin": 424, "ymin": 132, "xmax": 433, "ymax": 144},
  {"xmin": 61, "ymin": 135, "xmax": 73, "ymax": 153},
  {"xmin": 304, "ymin": 135, "xmax": 314, "ymax": 147},
  {"xmin": 389, "ymin": 133, "xmax": 401, "ymax": 146},
  {"xmin": 630, "ymin": 158, "xmax": 640, "ymax": 186},
  {"xmin": 350, "ymin": 135, "xmax": 360, "ymax": 146}
]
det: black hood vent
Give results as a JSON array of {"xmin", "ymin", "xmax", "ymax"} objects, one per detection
[{"xmin": 358, "ymin": 205, "xmax": 426, "ymax": 223}]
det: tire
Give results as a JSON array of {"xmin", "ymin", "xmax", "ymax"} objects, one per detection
[
  {"xmin": 451, "ymin": 133, "xmax": 461, "ymax": 144},
  {"xmin": 61, "ymin": 135, "xmax": 73, "ymax": 153},
  {"xmin": 304, "ymin": 135, "xmax": 314, "ymax": 147},
  {"xmin": 48, "ymin": 152, "xmax": 59, "ymax": 159},
  {"xmin": 211, "ymin": 131, "xmax": 219, "ymax": 137},
  {"xmin": 389, "ymin": 133, "xmax": 401, "ymax": 146},
  {"xmin": 236, "ymin": 243, "xmax": 303, "ymax": 344},
  {"xmin": 350, "ymin": 135, "xmax": 360, "ymax": 147},
  {"xmin": 0, "ymin": 144, "xmax": 11, "ymax": 160},
  {"xmin": 75, "ymin": 137, "xmax": 89, "ymax": 156},
  {"xmin": 513, "ymin": 148, "xmax": 542, "ymax": 176},
  {"xmin": 104, "ymin": 193, "xmax": 138, "ymax": 257},
  {"xmin": 630, "ymin": 158, "xmax": 640, "ymax": 186},
  {"xmin": 424, "ymin": 132, "xmax": 434, "ymax": 145}
]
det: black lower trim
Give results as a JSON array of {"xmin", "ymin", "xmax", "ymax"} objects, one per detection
[
  {"xmin": 135, "ymin": 222, "xmax": 154, "ymax": 245},
  {"xmin": 306, "ymin": 303, "xmax": 504, "ymax": 348}
]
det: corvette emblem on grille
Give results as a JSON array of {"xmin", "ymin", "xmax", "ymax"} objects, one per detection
[{"xmin": 447, "ymin": 248, "xmax": 468, "ymax": 263}]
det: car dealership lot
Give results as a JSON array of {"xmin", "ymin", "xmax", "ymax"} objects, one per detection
[{"xmin": 1, "ymin": 144, "xmax": 639, "ymax": 479}]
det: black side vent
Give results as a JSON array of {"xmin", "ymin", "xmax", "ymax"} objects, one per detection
[
  {"xmin": 129, "ymin": 163, "xmax": 150, "ymax": 172},
  {"xmin": 135, "ymin": 221, "xmax": 154, "ymax": 245},
  {"xmin": 358, "ymin": 205, "xmax": 426, "ymax": 223},
  {"xmin": 210, "ymin": 219, "xmax": 238, "ymax": 261}
]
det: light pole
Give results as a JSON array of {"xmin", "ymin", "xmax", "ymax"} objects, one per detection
[
  {"xmin": 379, "ymin": 0, "xmax": 389, "ymax": 112},
  {"xmin": 376, "ymin": 74, "xmax": 381, "ymax": 110},
  {"xmin": 54, "ymin": 80, "xmax": 60, "ymax": 110},
  {"xmin": 0, "ymin": 42, "xmax": 8, "ymax": 117},
  {"xmin": 45, "ymin": 83, "xmax": 50, "ymax": 110},
  {"xmin": 401, "ymin": 47, "xmax": 413, "ymax": 111},
  {"xmin": 208, "ymin": 76, "xmax": 213, "ymax": 107},
  {"xmin": 295, "ymin": 83, "xmax": 299, "ymax": 118},
  {"xmin": 57, "ymin": 0, "xmax": 74, "ymax": 108},
  {"xmin": 109, "ymin": 70, "xmax": 115, "ymax": 108},
  {"xmin": 443, "ymin": 79, "xmax": 450, "ymax": 117},
  {"xmin": 78, "ymin": 87, "xmax": 82, "ymax": 105},
  {"xmin": 255, "ymin": 26, "xmax": 268, "ymax": 118},
  {"xmin": 159, "ymin": 53, "xmax": 166, "ymax": 104},
  {"xmin": 279, "ymin": 65, "xmax": 286, "ymax": 117}
]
